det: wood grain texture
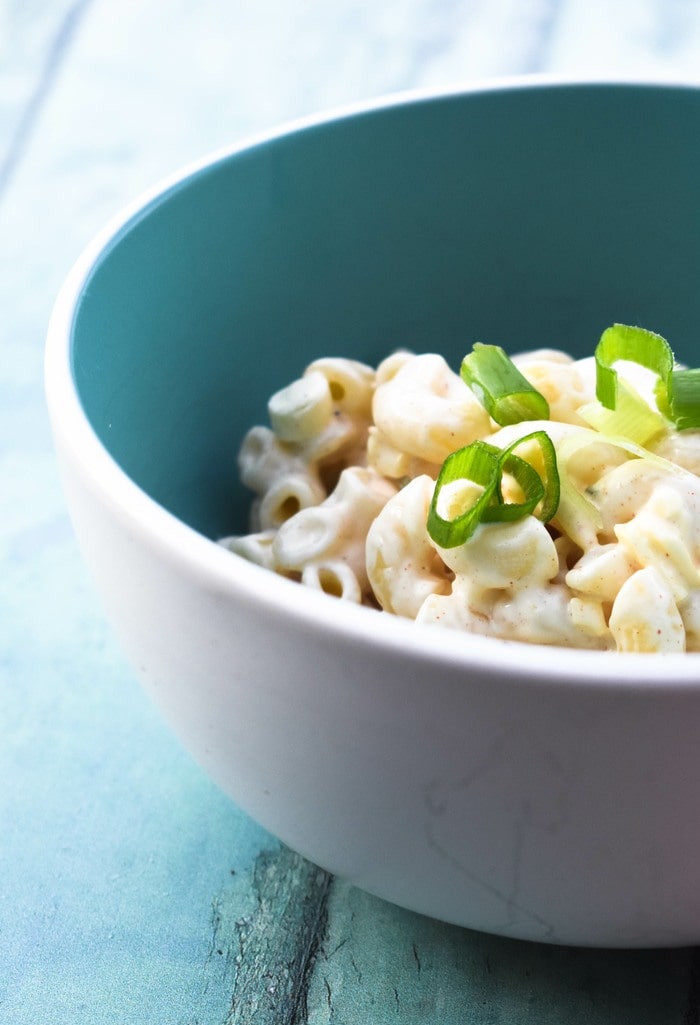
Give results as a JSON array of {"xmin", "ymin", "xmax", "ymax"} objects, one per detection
[
  {"xmin": 218, "ymin": 847, "xmax": 331, "ymax": 1025},
  {"xmin": 4, "ymin": 0, "xmax": 700, "ymax": 1021},
  {"xmin": 308, "ymin": 882, "xmax": 696, "ymax": 1024},
  {"xmin": 0, "ymin": 0, "xmax": 92, "ymax": 193}
]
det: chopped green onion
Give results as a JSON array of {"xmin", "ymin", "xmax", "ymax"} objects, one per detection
[
  {"xmin": 595, "ymin": 322, "xmax": 700, "ymax": 430},
  {"xmin": 668, "ymin": 368, "xmax": 700, "ymax": 430},
  {"xmin": 579, "ymin": 379, "xmax": 666, "ymax": 446},
  {"xmin": 605, "ymin": 431, "xmax": 700, "ymax": 478},
  {"xmin": 428, "ymin": 323, "xmax": 699, "ymax": 551},
  {"xmin": 595, "ymin": 323, "xmax": 674, "ymax": 411},
  {"xmin": 427, "ymin": 430, "xmax": 559, "ymax": 548},
  {"xmin": 554, "ymin": 433, "xmax": 607, "ymax": 550},
  {"xmin": 555, "ymin": 473, "xmax": 602, "ymax": 552},
  {"xmin": 426, "ymin": 441, "xmax": 501, "ymax": 547},
  {"xmin": 482, "ymin": 451, "xmax": 544, "ymax": 523},
  {"xmin": 461, "ymin": 343, "xmax": 550, "ymax": 425},
  {"xmin": 506, "ymin": 430, "xmax": 560, "ymax": 524}
]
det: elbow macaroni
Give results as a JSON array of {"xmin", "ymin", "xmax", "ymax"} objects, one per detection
[
  {"xmin": 224, "ymin": 347, "xmax": 700, "ymax": 652},
  {"xmin": 371, "ymin": 352, "xmax": 492, "ymax": 468}
]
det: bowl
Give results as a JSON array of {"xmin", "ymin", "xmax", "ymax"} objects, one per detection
[{"xmin": 46, "ymin": 79, "xmax": 700, "ymax": 947}]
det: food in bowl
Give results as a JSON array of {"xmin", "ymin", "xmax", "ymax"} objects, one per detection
[
  {"xmin": 45, "ymin": 81, "xmax": 700, "ymax": 947},
  {"xmin": 224, "ymin": 323, "xmax": 700, "ymax": 652}
]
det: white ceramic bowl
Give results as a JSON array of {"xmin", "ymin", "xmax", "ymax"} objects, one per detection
[{"xmin": 46, "ymin": 81, "xmax": 700, "ymax": 947}]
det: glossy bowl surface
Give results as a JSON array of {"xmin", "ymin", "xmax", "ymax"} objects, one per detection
[{"xmin": 46, "ymin": 80, "xmax": 700, "ymax": 946}]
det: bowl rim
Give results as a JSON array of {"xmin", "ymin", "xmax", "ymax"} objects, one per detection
[{"xmin": 45, "ymin": 74, "xmax": 700, "ymax": 690}]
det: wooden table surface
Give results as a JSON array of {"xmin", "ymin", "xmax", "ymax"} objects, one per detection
[{"xmin": 4, "ymin": 2, "xmax": 700, "ymax": 1022}]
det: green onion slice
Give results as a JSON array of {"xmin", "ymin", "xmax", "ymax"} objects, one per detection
[
  {"xmin": 506, "ymin": 430, "xmax": 560, "ymax": 524},
  {"xmin": 482, "ymin": 451, "xmax": 544, "ymax": 523},
  {"xmin": 595, "ymin": 323, "xmax": 673, "ymax": 410},
  {"xmin": 553, "ymin": 431, "xmax": 612, "ymax": 550},
  {"xmin": 668, "ymin": 368, "xmax": 700, "ymax": 430},
  {"xmin": 595, "ymin": 322, "xmax": 700, "ymax": 429},
  {"xmin": 579, "ymin": 379, "xmax": 666, "ymax": 446},
  {"xmin": 427, "ymin": 430, "xmax": 559, "ymax": 548},
  {"xmin": 461, "ymin": 343, "xmax": 550, "ymax": 425},
  {"xmin": 427, "ymin": 441, "xmax": 501, "ymax": 547}
]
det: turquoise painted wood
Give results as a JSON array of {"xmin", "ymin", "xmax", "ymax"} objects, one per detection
[
  {"xmin": 308, "ymin": 883, "xmax": 695, "ymax": 1024},
  {"xmin": 4, "ymin": 1, "xmax": 700, "ymax": 1022}
]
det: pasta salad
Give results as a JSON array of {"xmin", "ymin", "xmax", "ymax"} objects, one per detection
[{"xmin": 222, "ymin": 324, "xmax": 700, "ymax": 652}]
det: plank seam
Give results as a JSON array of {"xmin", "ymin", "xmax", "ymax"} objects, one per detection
[{"xmin": 0, "ymin": 0, "xmax": 94, "ymax": 200}]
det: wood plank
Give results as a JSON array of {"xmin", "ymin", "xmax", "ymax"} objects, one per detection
[
  {"xmin": 218, "ymin": 847, "xmax": 331, "ymax": 1024},
  {"xmin": 307, "ymin": 882, "xmax": 698, "ymax": 1024},
  {"xmin": 5, "ymin": 0, "xmax": 700, "ymax": 1021},
  {"xmin": 0, "ymin": 0, "xmax": 91, "ymax": 192}
]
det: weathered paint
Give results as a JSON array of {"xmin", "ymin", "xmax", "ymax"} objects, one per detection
[{"xmin": 5, "ymin": 1, "xmax": 700, "ymax": 1022}]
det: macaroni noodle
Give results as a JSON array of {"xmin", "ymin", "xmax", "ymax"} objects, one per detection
[{"xmin": 223, "ymin": 343, "xmax": 700, "ymax": 652}]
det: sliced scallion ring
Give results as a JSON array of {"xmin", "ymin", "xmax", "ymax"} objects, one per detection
[
  {"xmin": 595, "ymin": 323, "xmax": 674, "ymax": 411},
  {"xmin": 426, "ymin": 430, "xmax": 560, "ymax": 547},
  {"xmin": 426, "ymin": 441, "xmax": 501, "ymax": 547},
  {"xmin": 668, "ymin": 368, "xmax": 700, "ymax": 430},
  {"xmin": 595, "ymin": 322, "xmax": 700, "ymax": 430},
  {"xmin": 481, "ymin": 451, "xmax": 544, "ymax": 523},
  {"xmin": 504, "ymin": 430, "xmax": 560, "ymax": 524},
  {"xmin": 461, "ymin": 343, "xmax": 550, "ymax": 425}
]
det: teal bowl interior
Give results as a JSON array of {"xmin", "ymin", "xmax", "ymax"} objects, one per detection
[{"xmin": 70, "ymin": 83, "xmax": 700, "ymax": 541}]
